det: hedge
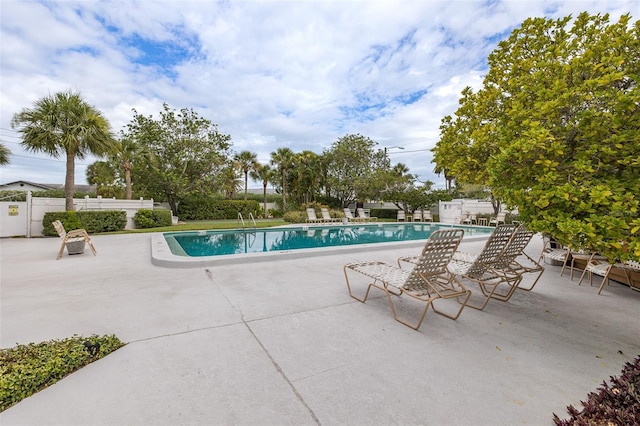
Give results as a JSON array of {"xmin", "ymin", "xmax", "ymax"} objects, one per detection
[
  {"xmin": 42, "ymin": 211, "xmax": 127, "ymax": 236},
  {"xmin": 178, "ymin": 195, "xmax": 260, "ymax": 220},
  {"xmin": 133, "ymin": 208, "xmax": 172, "ymax": 228}
]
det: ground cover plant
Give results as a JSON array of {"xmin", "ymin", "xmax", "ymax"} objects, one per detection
[
  {"xmin": 0, "ymin": 334, "xmax": 124, "ymax": 412},
  {"xmin": 553, "ymin": 354, "xmax": 640, "ymax": 424}
]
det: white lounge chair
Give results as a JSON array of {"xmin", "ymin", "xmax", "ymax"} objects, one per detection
[{"xmin": 397, "ymin": 210, "xmax": 406, "ymax": 222}]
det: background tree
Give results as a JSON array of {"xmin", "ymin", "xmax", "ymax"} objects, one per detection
[
  {"xmin": 86, "ymin": 161, "xmax": 119, "ymax": 197},
  {"xmin": 432, "ymin": 12, "xmax": 640, "ymax": 260},
  {"xmin": 11, "ymin": 91, "xmax": 115, "ymax": 210},
  {"xmin": 234, "ymin": 151, "xmax": 259, "ymax": 200},
  {"xmin": 250, "ymin": 163, "xmax": 276, "ymax": 216},
  {"xmin": 0, "ymin": 144, "xmax": 10, "ymax": 165},
  {"xmin": 270, "ymin": 147, "xmax": 295, "ymax": 209},
  {"xmin": 111, "ymin": 136, "xmax": 151, "ymax": 200},
  {"xmin": 323, "ymin": 134, "xmax": 382, "ymax": 207},
  {"xmin": 215, "ymin": 162, "xmax": 242, "ymax": 199},
  {"xmin": 289, "ymin": 150, "xmax": 323, "ymax": 205},
  {"xmin": 125, "ymin": 104, "xmax": 232, "ymax": 213}
]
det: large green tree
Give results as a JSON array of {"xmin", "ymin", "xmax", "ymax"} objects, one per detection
[
  {"xmin": 11, "ymin": 91, "xmax": 115, "ymax": 210},
  {"xmin": 323, "ymin": 134, "xmax": 385, "ymax": 207},
  {"xmin": 433, "ymin": 12, "xmax": 639, "ymax": 260},
  {"xmin": 125, "ymin": 104, "xmax": 232, "ymax": 213}
]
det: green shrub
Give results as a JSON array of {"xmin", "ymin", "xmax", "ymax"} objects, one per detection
[
  {"xmin": 370, "ymin": 209, "xmax": 397, "ymax": 219},
  {"xmin": 133, "ymin": 209, "xmax": 156, "ymax": 228},
  {"xmin": 42, "ymin": 211, "xmax": 127, "ymax": 236},
  {"xmin": 0, "ymin": 334, "xmax": 125, "ymax": 412},
  {"xmin": 133, "ymin": 208, "xmax": 172, "ymax": 228},
  {"xmin": 154, "ymin": 208, "xmax": 173, "ymax": 227},
  {"xmin": 283, "ymin": 211, "xmax": 306, "ymax": 223},
  {"xmin": 178, "ymin": 194, "xmax": 260, "ymax": 220}
]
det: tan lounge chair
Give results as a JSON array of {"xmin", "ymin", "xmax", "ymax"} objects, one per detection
[
  {"xmin": 422, "ymin": 211, "xmax": 433, "ymax": 222},
  {"xmin": 344, "ymin": 229, "xmax": 470, "ymax": 330},
  {"xmin": 397, "ymin": 210, "xmax": 406, "ymax": 222},
  {"xmin": 538, "ymin": 237, "xmax": 571, "ymax": 276},
  {"xmin": 320, "ymin": 208, "xmax": 339, "ymax": 223},
  {"xmin": 489, "ymin": 227, "xmax": 544, "ymax": 292},
  {"xmin": 357, "ymin": 208, "xmax": 376, "ymax": 222},
  {"xmin": 343, "ymin": 208, "xmax": 366, "ymax": 223},
  {"xmin": 577, "ymin": 256, "xmax": 640, "ymax": 295},
  {"xmin": 52, "ymin": 220, "xmax": 97, "ymax": 260},
  {"xmin": 306, "ymin": 208, "xmax": 323, "ymax": 224},
  {"xmin": 489, "ymin": 212, "xmax": 506, "ymax": 226},
  {"xmin": 399, "ymin": 224, "xmax": 520, "ymax": 311},
  {"xmin": 462, "ymin": 213, "xmax": 476, "ymax": 225},
  {"xmin": 412, "ymin": 210, "xmax": 423, "ymax": 222}
]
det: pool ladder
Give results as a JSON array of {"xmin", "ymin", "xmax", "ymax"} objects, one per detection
[{"xmin": 237, "ymin": 212, "xmax": 257, "ymax": 232}]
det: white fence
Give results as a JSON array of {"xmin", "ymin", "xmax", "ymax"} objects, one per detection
[{"xmin": 0, "ymin": 192, "xmax": 155, "ymax": 237}]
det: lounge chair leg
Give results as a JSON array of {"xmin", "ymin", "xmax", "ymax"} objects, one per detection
[
  {"xmin": 517, "ymin": 270, "xmax": 544, "ymax": 291},
  {"xmin": 344, "ymin": 267, "xmax": 377, "ymax": 302},
  {"xmin": 430, "ymin": 290, "xmax": 471, "ymax": 320},
  {"xmin": 57, "ymin": 243, "xmax": 65, "ymax": 260}
]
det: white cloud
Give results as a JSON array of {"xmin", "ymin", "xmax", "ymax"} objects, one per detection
[{"xmin": 0, "ymin": 0, "xmax": 634, "ymax": 190}]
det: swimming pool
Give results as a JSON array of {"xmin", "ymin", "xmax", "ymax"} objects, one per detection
[{"xmin": 151, "ymin": 223, "xmax": 493, "ymax": 268}]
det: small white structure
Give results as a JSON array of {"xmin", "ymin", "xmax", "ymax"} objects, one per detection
[{"xmin": 438, "ymin": 199, "xmax": 512, "ymax": 224}]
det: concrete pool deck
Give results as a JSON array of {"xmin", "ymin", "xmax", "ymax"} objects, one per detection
[{"xmin": 1, "ymin": 231, "xmax": 639, "ymax": 425}]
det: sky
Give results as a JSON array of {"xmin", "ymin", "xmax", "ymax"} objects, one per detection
[{"xmin": 0, "ymin": 0, "xmax": 636, "ymax": 190}]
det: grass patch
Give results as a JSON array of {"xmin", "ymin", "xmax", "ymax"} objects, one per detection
[{"xmin": 0, "ymin": 334, "xmax": 125, "ymax": 412}]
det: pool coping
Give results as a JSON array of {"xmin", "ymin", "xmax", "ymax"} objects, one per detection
[{"xmin": 150, "ymin": 223, "xmax": 493, "ymax": 268}]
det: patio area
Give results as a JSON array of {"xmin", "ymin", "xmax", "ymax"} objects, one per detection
[{"xmin": 1, "ymin": 232, "xmax": 639, "ymax": 425}]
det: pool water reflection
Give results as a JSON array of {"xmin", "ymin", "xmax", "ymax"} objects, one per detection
[{"xmin": 164, "ymin": 223, "xmax": 492, "ymax": 257}]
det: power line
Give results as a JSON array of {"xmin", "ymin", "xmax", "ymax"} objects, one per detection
[{"xmin": 5, "ymin": 152, "xmax": 94, "ymax": 165}]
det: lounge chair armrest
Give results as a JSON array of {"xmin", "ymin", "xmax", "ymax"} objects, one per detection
[{"xmin": 66, "ymin": 229, "xmax": 89, "ymax": 238}]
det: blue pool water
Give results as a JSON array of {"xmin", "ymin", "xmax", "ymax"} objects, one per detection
[{"xmin": 163, "ymin": 223, "xmax": 493, "ymax": 257}]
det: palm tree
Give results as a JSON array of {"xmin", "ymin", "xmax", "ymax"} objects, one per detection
[
  {"xmin": 86, "ymin": 161, "xmax": 116, "ymax": 196},
  {"xmin": 111, "ymin": 136, "xmax": 151, "ymax": 199},
  {"xmin": 216, "ymin": 163, "xmax": 242, "ymax": 199},
  {"xmin": 270, "ymin": 147, "xmax": 295, "ymax": 209},
  {"xmin": 11, "ymin": 91, "xmax": 115, "ymax": 210},
  {"xmin": 392, "ymin": 163, "xmax": 410, "ymax": 177},
  {"xmin": 234, "ymin": 151, "xmax": 259, "ymax": 200},
  {"xmin": 0, "ymin": 144, "xmax": 10, "ymax": 165},
  {"xmin": 250, "ymin": 163, "xmax": 275, "ymax": 217}
]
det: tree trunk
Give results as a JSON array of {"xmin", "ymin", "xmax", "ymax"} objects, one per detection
[
  {"xmin": 244, "ymin": 172, "xmax": 248, "ymax": 200},
  {"xmin": 281, "ymin": 170, "xmax": 286, "ymax": 209},
  {"xmin": 125, "ymin": 168, "xmax": 132, "ymax": 200},
  {"xmin": 65, "ymin": 150, "xmax": 75, "ymax": 211},
  {"xmin": 263, "ymin": 182, "xmax": 267, "ymax": 216}
]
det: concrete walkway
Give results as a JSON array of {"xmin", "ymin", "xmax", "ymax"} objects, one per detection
[{"xmin": 1, "ymin": 232, "xmax": 639, "ymax": 425}]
